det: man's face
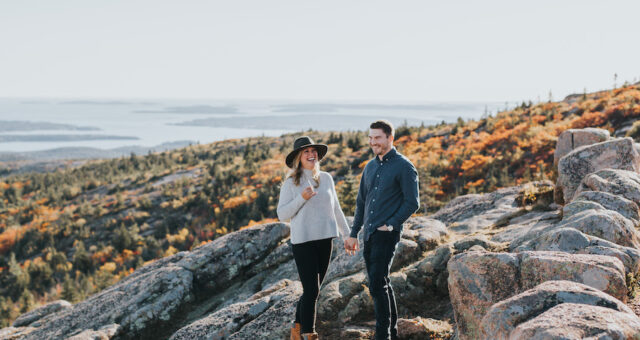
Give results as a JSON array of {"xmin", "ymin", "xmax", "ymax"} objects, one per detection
[{"xmin": 368, "ymin": 128, "xmax": 393, "ymax": 156}]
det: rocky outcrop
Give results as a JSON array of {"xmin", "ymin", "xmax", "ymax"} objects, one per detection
[
  {"xmin": 555, "ymin": 137, "xmax": 640, "ymax": 203},
  {"xmin": 447, "ymin": 250, "xmax": 628, "ymax": 338},
  {"xmin": 480, "ymin": 280, "xmax": 636, "ymax": 340},
  {"xmin": 554, "ymin": 128, "xmax": 610, "ymax": 165},
  {"xmin": 11, "ymin": 300, "xmax": 71, "ymax": 328},
  {"xmin": 446, "ymin": 131, "xmax": 640, "ymax": 340},
  {"xmin": 508, "ymin": 303, "xmax": 640, "ymax": 339},
  {"xmin": 3, "ymin": 216, "xmax": 450, "ymax": 340},
  {"xmin": 430, "ymin": 182, "xmax": 554, "ymax": 234},
  {"xmin": 514, "ymin": 227, "xmax": 640, "ymax": 273},
  {"xmin": 576, "ymin": 168, "xmax": 640, "ymax": 207},
  {"xmin": 3, "ymin": 222, "xmax": 289, "ymax": 340},
  {"xmin": 571, "ymin": 190, "xmax": 640, "ymax": 224},
  {"xmin": 169, "ymin": 280, "xmax": 301, "ymax": 340}
]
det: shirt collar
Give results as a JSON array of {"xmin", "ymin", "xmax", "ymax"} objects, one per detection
[{"xmin": 379, "ymin": 147, "xmax": 397, "ymax": 163}]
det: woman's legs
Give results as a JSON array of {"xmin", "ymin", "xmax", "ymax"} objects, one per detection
[{"xmin": 292, "ymin": 238, "xmax": 333, "ymax": 334}]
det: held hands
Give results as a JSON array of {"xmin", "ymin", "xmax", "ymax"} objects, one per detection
[
  {"xmin": 301, "ymin": 186, "xmax": 316, "ymax": 200},
  {"xmin": 344, "ymin": 237, "xmax": 359, "ymax": 255}
]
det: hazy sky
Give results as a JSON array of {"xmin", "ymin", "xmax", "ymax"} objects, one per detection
[{"xmin": 1, "ymin": 1, "xmax": 638, "ymax": 102}]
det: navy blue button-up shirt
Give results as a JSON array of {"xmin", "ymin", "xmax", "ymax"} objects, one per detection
[{"xmin": 350, "ymin": 147, "xmax": 420, "ymax": 241}]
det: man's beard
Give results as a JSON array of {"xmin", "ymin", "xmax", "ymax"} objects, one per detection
[{"xmin": 372, "ymin": 145, "xmax": 385, "ymax": 155}]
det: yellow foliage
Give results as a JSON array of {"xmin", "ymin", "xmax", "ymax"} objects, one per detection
[
  {"xmin": 100, "ymin": 262, "xmax": 117, "ymax": 273},
  {"xmin": 167, "ymin": 228, "xmax": 190, "ymax": 244},
  {"xmin": 164, "ymin": 246, "xmax": 178, "ymax": 257}
]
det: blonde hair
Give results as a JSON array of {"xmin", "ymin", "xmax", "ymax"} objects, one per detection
[{"xmin": 286, "ymin": 147, "xmax": 320, "ymax": 187}]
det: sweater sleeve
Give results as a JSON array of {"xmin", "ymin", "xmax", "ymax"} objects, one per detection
[
  {"xmin": 329, "ymin": 175, "xmax": 351, "ymax": 238},
  {"xmin": 277, "ymin": 179, "xmax": 307, "ymax": 222}
]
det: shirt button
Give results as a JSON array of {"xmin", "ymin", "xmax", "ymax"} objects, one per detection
[
  {"xmin": 370, "ymin": 210, "xmax": 373, "ymax": 213},
  {"xmin": 377, "ymin": 174, "xmax": 380, "ymax": 177},
  {"xmin": 375, "ymin": 187, "xmax": 377, "ymax": 190},
  {"xmin": 373, "ymin": 199, "xmax": 375, "ymax": 202}
]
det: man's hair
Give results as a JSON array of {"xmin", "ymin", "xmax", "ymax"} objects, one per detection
[{"xmin": 370, "ymin": 120, "xmax": 394, "ymax": 137}]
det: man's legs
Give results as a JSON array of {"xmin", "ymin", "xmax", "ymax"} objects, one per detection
[{"xmin": 363, "ymin": 231, "xmax": 401, "ymax": 340}]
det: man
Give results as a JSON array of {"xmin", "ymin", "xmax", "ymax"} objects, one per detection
[{"xmin": 344, "ymin": 120, "xmax": 420, "ymax": 340}]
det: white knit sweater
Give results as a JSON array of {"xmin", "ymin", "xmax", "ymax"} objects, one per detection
[{"xmin": 277, "ymin": 169, "xmax": 351, "ymax": 244}]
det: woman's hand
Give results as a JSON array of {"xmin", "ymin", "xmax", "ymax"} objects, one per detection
[{"xmin": 301, "ymin": 186, "xmax": 316, "ymax": 200}]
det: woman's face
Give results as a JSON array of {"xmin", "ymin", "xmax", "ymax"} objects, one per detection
[{"xmin": 299, "ymin": 147, "xmax": 318, "ymax": 170}]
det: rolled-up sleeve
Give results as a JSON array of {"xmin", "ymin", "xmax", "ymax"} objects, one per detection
[{"xmin": 386, "ymin": 163, "xmax": 420, "ymax": 228}]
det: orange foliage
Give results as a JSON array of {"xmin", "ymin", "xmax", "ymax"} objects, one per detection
[
  {"xmin": 0, "ymin": 226, "xmax": 28, "ymax": 255},
  {"xmin": 223, "ymin": 195, "xmax": 250, "ymax": 209},
  {"xmin": 239, "ymin": 218, "xmax": 279, "ymax": 230}
]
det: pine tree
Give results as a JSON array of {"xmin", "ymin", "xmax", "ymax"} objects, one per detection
[{"xmin": 73, "ymin": 241, "xmax": 93, "ymax": 274}]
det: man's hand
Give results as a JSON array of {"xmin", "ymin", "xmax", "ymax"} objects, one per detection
[
  {"xmin": 344, "ymin": 237, "xmax": 359, "ymax": 255},
  {"xmin": 377, "ymin": 224, "xmax": 393, "ymax": 232}
]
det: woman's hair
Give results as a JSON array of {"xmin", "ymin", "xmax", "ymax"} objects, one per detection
[{"xmin": 286, "ymin": 147, "xmax": 320, "ymax": 187}]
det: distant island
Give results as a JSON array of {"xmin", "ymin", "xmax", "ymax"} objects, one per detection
[
  {"xmin": 134, "ymin": 105, "xmax": 239, "ymax": 114},
  {"xmin": 58, "ymin": 100, "xmax": 155, "ymax": 105},
  {"xmin": 272, "ymin": 102, "xmax": 486, "ymax": 113},
  {"xmin": 173, "ymin": 114, "xmax": 433, "ymax": 131},
  {"xmin": 0, "ymin": 134, "xmax": 138, "ymax": 142},
  {"xmin": 0, "ymin": 120, "xmax": 100, "ymax": 132}
]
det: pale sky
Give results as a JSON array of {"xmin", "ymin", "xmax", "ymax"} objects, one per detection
[{"xmin": 1, "ymin": 0, "xmax": 638, "ymax": 102}]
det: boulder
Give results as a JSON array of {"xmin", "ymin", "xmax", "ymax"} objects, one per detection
[
  {"xmin": 509, "ymin": 303, "xmax": 640, "ymax": 339},
  {"xmin": 402, "ymin": 217, "xmax": 449, "ymax": 252},
  {"xmin": 572, "ymin": 190, "xmax": 639, "ymax": 224},
  {"xmin": 396, "ymin": 317, "xmax": 453, "ymax": 340},
  {"xmin": 454, "ymin": 235, "xmax": 504, "ymax": 253},
  {"xmin": 0, "ymin": 327, "xmax": 35, "ymax": 340},
  {"xmin": 514, "ymin": 227, "xmax": 640, "ymax": 273},
  {"xmin": 448, "ymin": 250, "xmax": 628, "ymax": 339},
  {"xmin": 555, "ymin": 137, "xmax": 640, "ymax": 204},
  {"xmin": 431, "ymin": 184, "xmax": 533, "ymax": 234},
  {"xmin": 554, "ymin": 128, "xmax": 610, "ymax": 165},
  {"xmin": 519, "ymin": 251, "xmax": 627, "ymax": 302},
  {"xmin": 169, "ymin": 280, "xmax": 301, "ymax": 340},
  {"xmin": 575, "ymin": 168, "xmax": 640, "ymax": 207},
  {"xmin": 317, "ymin": 272, "xmax": 368, "ymax": 323},
  {"xmin": 447, "ymin": 251, "xmax": 520, "ymax": 339},
  {"xmin": 514, "ymin": 208, "xmax": 640, "ymax": 250},
  {"xmin": 12, "ymin": 300, "xmax": 71, "ymax": 328},
  {"xmin": 480, "ymin": 280, "xmax": 633, "ymax": 340},
  {"xmin": 406, "ymin": 245, "xmax": 453, "ymax": 296},
  {"xmin": 556, "ymin": 209, "xmax": 640, "ymax": 249},
  {"xmin": 491, "ymin": 210, "xmax": 562, "ymax": 246}
]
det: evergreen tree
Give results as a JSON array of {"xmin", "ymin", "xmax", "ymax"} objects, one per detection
[{"xmin": 73, "ymin": 241, "xmax": 93, "ymax": 274}]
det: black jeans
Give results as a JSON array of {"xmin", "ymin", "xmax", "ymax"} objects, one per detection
[
  {"xmin": 364, "ymin": 230, "xmax": 401, "ymax": 340},
  {"xmin": 291, "ymin": 237, "xmax": 333, "ymax": 334}
]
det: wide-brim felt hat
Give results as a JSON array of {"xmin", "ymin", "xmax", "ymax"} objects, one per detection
[{"xmin": 285, "ymin": 136, "xmax": 328, "ymax": 168}]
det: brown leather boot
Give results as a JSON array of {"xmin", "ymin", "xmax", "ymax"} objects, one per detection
[
  {"xmin": 301, "ymin": 332, "xmax": 318, "ymax": 340},
  {"xmin": 290, "ymin": 323, "xmax": 301, "ymax": 340}
]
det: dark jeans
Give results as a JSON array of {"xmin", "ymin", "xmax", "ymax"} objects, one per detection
[
  {"xmin": 364, "ymin": 230, "xmax": 401, "ymax": 340},
  {"xmin": 291, "ymin": 237, "xmax": 333, "ymax": 334}
]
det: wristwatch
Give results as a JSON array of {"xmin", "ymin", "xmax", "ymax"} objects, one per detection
[{"xmin": 385, "ymin": 225, "xmax": 393, "ymax": 231}]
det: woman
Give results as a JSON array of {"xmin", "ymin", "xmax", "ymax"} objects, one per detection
[{"xmin": 277, "ymin": 136, "xmax": 351, "ymax": 340}]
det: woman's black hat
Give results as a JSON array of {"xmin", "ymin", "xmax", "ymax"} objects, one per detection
[{"xmin": 285, "ymin": 136, "xmax": 328, "ymax": 168}]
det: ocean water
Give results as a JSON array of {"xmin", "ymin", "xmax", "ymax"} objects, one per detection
[{"xmin": 0, "ymin": 98, "xmax": 502, "ymax": 153}]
